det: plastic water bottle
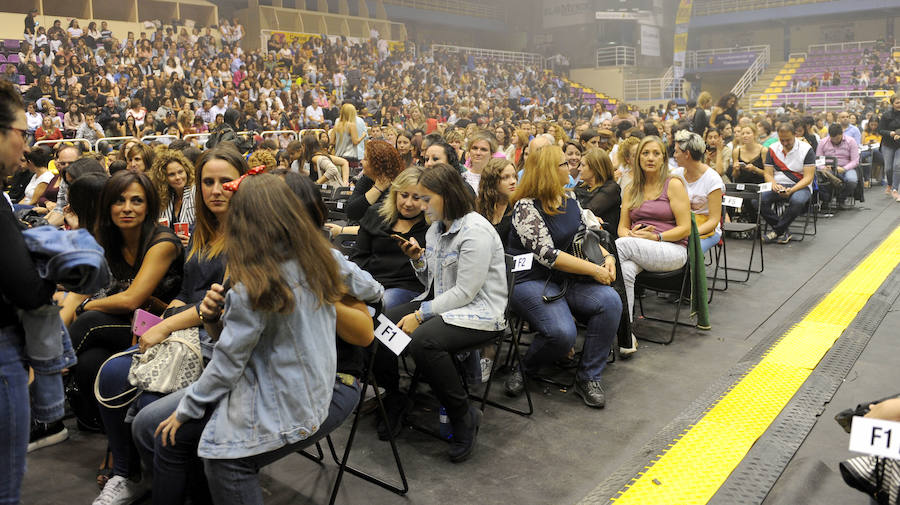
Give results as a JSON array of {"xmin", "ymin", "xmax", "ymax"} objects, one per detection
[{"xmin": 439, "ymin": 406, "xmax": 453, "ymax": 440}]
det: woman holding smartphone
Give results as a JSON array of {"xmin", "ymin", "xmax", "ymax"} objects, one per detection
[
  {"xmin": 92, "ymin": 146, "xmax": 247, "ymax": 505},
  {"xmin": 153, "ymin": 174, "xmax": 383, "ymax": 505},
  {"xmin": 615, "ymin": 137, "xmax": 691, "ymax": 356},
  {"xmin": 376, "ymin": 163, "xmax": 508, "ymax": 463},
  {"xmin": 351, "ymin": 166, "xmax": 428, "ymax": 309},
  {"xmin": 730, "ymin": 123, "xmax": 767, "ymax": 184}
]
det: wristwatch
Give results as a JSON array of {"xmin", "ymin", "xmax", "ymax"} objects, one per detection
[{"xmin": 75, "ymin": 298, "xmax": 90, "ymax": 316}]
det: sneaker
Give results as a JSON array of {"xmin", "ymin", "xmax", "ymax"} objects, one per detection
[
  {"xmin": 763, "ymin": 231, "xmax": 779, "ymax": 243},
  {"xmin": 92, "ymin": 475, "xmax": 149, "ymax": 505},
  {"xmin": 619, "ymin": 334, "xmax": 638, "ymax": 359},
  {"xmin": 448, "ymin": 406, "xmax": 482, "ymax": 463},
  {"xmin": 574, "ymin": 380, "xmax": 606, "ymax": 408},
  {"xmin": 28, "ymin": 419, "xmax": 68, "ymax": 452},
  {"xmin": 776, "ymin": 232, "xmax": 792, "ymax": 244},
  {"xmin": 480, "ymin": 358, "xmax": 493, "ymax": 383},
  {"xmin": 504, "ymin": 368, "xmax": 525, "ymax": 397}
]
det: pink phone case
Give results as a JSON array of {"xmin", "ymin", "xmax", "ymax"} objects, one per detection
[{"xmin": 132, "ymin": 309, "xmax": 163, "ymax": 338}]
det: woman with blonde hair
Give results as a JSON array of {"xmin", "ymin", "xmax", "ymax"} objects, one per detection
[
  {"xmin": 463, "ymin": 129, "xmax": 499, "ymax": 192},
  {"xmin": 615, "ymin": 136, "xmax": 691, "ymax": 355},
  {"xmin": 351, "ymin": 166, "xmax": 428, "ymax": 309},
  {"xmin": 505, "ymin": 145, "xmax": 621, "ymax": 408},
  {"xmin": 693, "ymin": 91, "xmax": 713, "ymax": 137},
  {"xmin": 329, "ymin": 103, "xmax": 363, "ymax": 167},
  {"xmin": 614, "ymin": 136, "xmax": 641, "ymax": 188},
  {"xmin": 575, "ymin": 148, "xmax": 621, "ymax": 234},
  {"xmin": 149, "ymin": 148, "xmax": 196, "ymax": 235}
]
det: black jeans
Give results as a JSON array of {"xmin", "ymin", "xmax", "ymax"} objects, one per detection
[{"xmin": 377, "ymin": 302, "xmax": 497, "ymax": 422}]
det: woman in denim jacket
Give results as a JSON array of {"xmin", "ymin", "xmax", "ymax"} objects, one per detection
[
  {"xmin": 376, "ymin": 162, "xmax": 509, "ymax": 463},
  {"xmin": 155, "ymin": 174, "xmax": 383, "ymax": 505}
]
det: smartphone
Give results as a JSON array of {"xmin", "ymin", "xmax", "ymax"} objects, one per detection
[
  {"xmin": 390, "ymin": 234, "xmax": 408, "ymax": 244},
  {"xmin": 174, "ymin": 222, "xmax": 190, "ymax": 236},
  {"xmin": 132, "ymin": 309, "xmax": 163, "ymax": 338}
]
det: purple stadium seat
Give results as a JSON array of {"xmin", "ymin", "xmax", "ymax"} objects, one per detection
[
  {"xmin": 4, "ymin": 40, "xmax": 20, "ymax": 51},
  {"xmin": 7, "ymin": 54, "xmax": 19, "ymax": 64},
  {"xmin": 18, "ymin": 75, "xmax": 25, "ymax": 85}
]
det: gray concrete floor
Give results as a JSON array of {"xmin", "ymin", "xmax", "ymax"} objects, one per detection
[{"xmin": 21, "ymin": 189, "xmax": 900, "ymax": 505}]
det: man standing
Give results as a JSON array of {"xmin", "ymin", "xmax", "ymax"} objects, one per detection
[
  {"xmin": 838, "ymin": 110, "xmax": 862, "ymax": 145},
  {"xmin": 761, "ymin": 124, "xmax": 816, "ymax": 244},
  {"xmin": 816, "ymin": 123, "xmax": 859, "ymax": 209}
]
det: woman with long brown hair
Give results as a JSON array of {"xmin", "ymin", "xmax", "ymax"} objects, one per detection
[
  {"xmin": 575, "ymin": 148, "xmax": 621, "ymax": 234},
  {"xmin": 154, "ymin": 173, "xmax": 383, "ymax": 505},
  {"xmin": 476, "ymin": 157, "xmax": 517, "ymax": 246}
]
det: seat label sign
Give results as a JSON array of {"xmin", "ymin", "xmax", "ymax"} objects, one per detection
[
  {"xmin": 723, "ymin": 196, "xmax": 743, "ymax": 208},
  {"xmin": 374, "ymin": 313, "xmax": 412, "ymax": 356},
  {"xmin": 849, "ymin": 416, "xmax": 900, "ymax": 460},
  {"xmin": 511, "ymin": 253, "xmax": 533, "ymax": 272}
]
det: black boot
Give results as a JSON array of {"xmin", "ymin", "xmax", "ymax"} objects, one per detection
[{"xmin": 448, "ymin": 406, "xmax": 482, "ymax": 463}]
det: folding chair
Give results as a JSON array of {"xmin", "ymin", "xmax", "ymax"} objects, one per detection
[
  {"xmin": 300, "ymin": 341, "xmax": 409, "ymax": 505},
  {"xmin": 332, "ymin": 186, "xmax": 353, "ymax": 201},
  {"xmin": 710, "ymin": 184, "xmax": 765, "ymax": 286},
  {"xmin": 331, "ymin": 233, "xmax": 358, "ymax": 257},
  {"xmin": 326, "ymin": 200, "xmax": 349, "ymax": 222},
  {"xmin": 319, "ymin": 184, "xmax": 336, "ymax": 201}
]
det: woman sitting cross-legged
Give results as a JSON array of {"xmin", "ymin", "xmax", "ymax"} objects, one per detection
[
  {"xmin": 504, "ymin": 145, "xmax": 622, "ymax": 409},
  {"xmin": 375, "ymin": 162, "xmax": 508, "ymax": 463},
  {"xmin": 351, "ymin": 166, "xmax": 428, "ymax": 309},
  {"xmin": 615, "ymin": 136, "xmax": 691, "ymax": 357}
]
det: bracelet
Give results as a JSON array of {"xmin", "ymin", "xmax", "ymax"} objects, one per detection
[
  {"xmin": 414, "ymin": 310, "xmax": 424, "ymax": 324},
  {"xmin": 75, "ymin": 298, "xmax": 90, "ymax": 316},
  {"xmin": 657, "ymin": 232, "xmax": 663, "ymax": 242}
]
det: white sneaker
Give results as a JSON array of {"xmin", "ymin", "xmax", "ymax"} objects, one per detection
[
  {"xmin": 480, "ymin": 358, "xmax": 493, "ymax": 383},
  {"xmin": 619, "ymin": 334, "xmax": 638, "ymax": 358},
  {"xmin": 92, "ymin": 475, "xmax": 149, "ymax": 505}
]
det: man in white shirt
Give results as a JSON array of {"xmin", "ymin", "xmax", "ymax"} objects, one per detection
[
  {"xmin": 760, "ymin": 124, "xmax": 816, "ymax": 244},
  {"xmin": 305, "ymin": 103, "xmax": 324, "ymax": 126},
  {"xmin": 209, "ymin": 98, "xmax": 227, "ymax": 121}
]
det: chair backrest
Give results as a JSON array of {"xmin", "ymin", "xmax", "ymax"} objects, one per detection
[
  {"xmin": 503, "ymin": 254, "xmax": 517, "ymax": 318},
  {"xmin": 332, "ymin": 186, "xmax": 353, "ymax": 201},
  {"xmin": 319, "ymin": 184, "xmax": 336, "ymax": 201},
  {"xmin": 332, "ymin": 233, "xmax": 358, "ymax": 257}
]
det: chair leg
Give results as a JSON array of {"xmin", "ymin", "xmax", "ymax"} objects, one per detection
[
  {"xmin": 471, "ymin": 334, "xmax": 534, "ymax": 416},
  {"xmin": 297, "ymin": 441, "xmax": 325, "ymax": 464}
]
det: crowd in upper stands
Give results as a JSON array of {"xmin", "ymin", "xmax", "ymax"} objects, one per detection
[{"xmin": 4, "ymin": 9, "xmax": 900, "ymax": 505}]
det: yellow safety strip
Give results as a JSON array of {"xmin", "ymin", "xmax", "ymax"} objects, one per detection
[{"xmin": 611, "ymin": 227, "xmax": 900, "ymax": 505}]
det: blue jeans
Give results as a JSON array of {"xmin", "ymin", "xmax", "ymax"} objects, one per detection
[
  {"xmin": 382, "ymin": 287, "xmax": 420, "ymax": 310},
  {"xmin": 0, "ymin": 327, "xmax": 29, "ymax": 505},
  {"xmin": 759, "ymin": 189, "xmax": 812, "ymax": 236},
  {"xmin": 700, "ymin": 230, "xmax": 722, "ymax": 254},
  {"xmin": 203, "ymin": 379, "xmax": 362, "ymax": 505},
  {"xmin": 510, "ymin": 278, "xmax": 621, "ymax": 381},
  {"xmin": 883, "ymin": 144, "xmax": 900, "ymax": 189}
]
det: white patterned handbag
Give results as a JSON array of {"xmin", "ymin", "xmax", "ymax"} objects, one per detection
[{"xmin": 127, "ymin": 327, "xmax": 203, "ymax": 394}]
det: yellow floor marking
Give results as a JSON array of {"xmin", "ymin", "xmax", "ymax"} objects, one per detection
[{"xmin": 611, "ymin": 227, "xmax": 900, "ymax": 505}]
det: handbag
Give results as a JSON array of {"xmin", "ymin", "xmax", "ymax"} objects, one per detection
[
  {"xmin": 840, "ymin": 455, "xmax": 900, "ymax": 505},
  {"xmin": 93, "ymin": 327, "xmax": 203, "ymax": 409},
  {"xmin": 542, "ymin": 227, "xmax": 610, "ymax": 303}
]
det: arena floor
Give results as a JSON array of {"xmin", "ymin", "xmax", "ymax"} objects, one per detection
[{"xmin": 22, "ymin": 187, "xmax": 900, "ymax": 505}]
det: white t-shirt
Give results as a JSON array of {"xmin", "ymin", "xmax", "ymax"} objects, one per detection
[
  {"xmin": 24, "ymin": 170, "xmax": 54, "ymax": 203},
  {"xmin": 685, "ymin": 167, "xmax": 725, "ymax": 235},
  {"xmin": 462, "ymin": 170, "xmax": 481, "ymax": 193},
  {"xmin": 305, "ymin": 105, "xmax": 324, "ymax": 123}
]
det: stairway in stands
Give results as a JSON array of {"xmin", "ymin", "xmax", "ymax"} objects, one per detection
[{"xmin": 547, "ymin": 71, "xmax": 619, "ymax": 108}]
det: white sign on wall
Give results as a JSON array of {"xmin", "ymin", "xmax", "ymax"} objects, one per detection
[
  {"xmin": 542, "ymin": 0, "xmax": 593, "ymax": 29},
  {"xmin": 641, "ymin": 24, "xmax": 660, "ymax": 57}
]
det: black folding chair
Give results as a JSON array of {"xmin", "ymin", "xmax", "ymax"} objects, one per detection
[
  {"xmin": 709, "ymin": 184, "xmax": 766, "ymax": 287},
  {"xmin": 332, "ymin": 233, "xmax": 358, "ymax": 257}
]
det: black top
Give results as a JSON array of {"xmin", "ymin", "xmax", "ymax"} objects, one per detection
[
  {"xmin": 493, "ymin": 208, "xmax": 512, "ymax": 248},
  {"xmin": 0, "ymin": 202, "xmax": 54, "ymax": 328},
  {"xmin": 175, "ymin": 238, "xmax": 226, "ymax": 305},
  {"xmin": 879, "ymin": 109, "xmax": 900, "ymax": 149},
  {"xmin": 106, "ymin": 225, "xmax": 184, "ymax": 304},
  {"xmin": 692, "ymin": 108, "xmax": 709, "ymax": 136},
  {"xmin": 351, "ymin": 204, "xmax": 428, "ymax": 293},
  {"xmin": 574, "ymin": 180, "xmax": 621, "ymax": 236},
  {"xmin": 7, "ymin": 169, "xmax": 33, "ymax": 203},
  {"xmin": 346, "ymin": 175, "xmax": 387, "ymax": 223},
  {"xmin": 732, "ymin": 146, "xmax": 766, "ymax": 184}
]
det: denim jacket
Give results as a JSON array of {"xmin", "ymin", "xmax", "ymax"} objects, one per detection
[
  {"xmin": 414, "ymin": 212, "xmax": 508, "ymax": 332},
  {"xmin": 176, "ymin": 251, "xmax": 383, "ymax": 459}
]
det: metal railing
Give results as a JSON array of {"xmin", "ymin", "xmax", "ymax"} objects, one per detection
[
  {"xmin": 34, "ymin": 138, "xmax": 93, "ymax": 152},
  {"xmin": 808, "ymin": 40, "xmax": 877, "ymax": 54},
  {"xmin": 624, "ymin": 66, "xmax": 684, "ymax": 101},
  {"xmin": 262, "ymin": 130, "xmax": 300, "ymax": 141},
  {"xmin": 748, "ymin": 89, "xmax": 888, "ymax": 113},
  {"xmin": 93, "ymin": 136, "xmax": 138, "ymax": 153},
  {"xmin": 687, "ymin": 45, "xmax": 769, "ymax": 69},
  {"xmin": 788, "ymin": 52, "xmax": 808, "ymax": 60},
  {"xmin": 692, "ymin": 0, "xmax": 838, "ymax": 17},
  {"xmin": 141, "ymin": 135, "xmax": 180, "ymax": 146},
  {"xmin": 731, "ymin": 45, "xmax": 770, "ymax": 98},
  {"xmin": 596, "ymin": 46, "xmax": 636, "ymax": 67},
  {"xmin": 381, "ymin": 0, "xmax": 503, "ymax": 20},
  {"xmin": 430, "ymin": 44, "xmax": 543, "ymax": 68}
]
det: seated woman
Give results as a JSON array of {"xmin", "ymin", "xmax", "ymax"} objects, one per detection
[
  {"xmin": 343, "ymin": 140, "xmax": 406, "ymax": 224},
  {"xmin": 475, "ymin": 157, "xmax": 518, "ymax": 247},
  {"xmin": 730, "ymin": 123, "xmax": 767, "ymax": 184},
  {"xmin": 615, "ymin": 137, "xmax": 691, "ymax": 356},
  {"xmin": 126, "ymin": 142, "xmax": 155, "ymax": 173},
  {"xmin": 504, "ymin": 145, "xmax": 621, "ymax": 409},
  {"xmin": 377, "ymin": 163, "xmax": 508, "ymax": 462},
  {"xmin": 422, "ymin": 140, "xmax": 462, "ymax": 173},
  {"xmin": 614, "ymin": 136, "xmax": 640, "ymax": 192},
  {"xmin": 461, "ymin": 130, "xmax": 499, "ymax": 192},
  {"xmin": 91, "ymin": 146, "xmax": 246, "ymax": 505},
  {"xmin": 673, "ymin": 131, "xmax": 724, "ymax": 253},
  {"xmin": 67, "ymin": 171, "xmax": 183, "ymax": 433},
  {"xmin": 351, "ymin": 166, "xmax": 428, "ymax": 309},
  {"xmin": 18, "ymin": 146, "xmax": 55, "ymax": 208},
  {"xmin": 300, "ymin": 133, "xmax": 347, "ymax": 188},
  {"xmin": 563, "ymin": 141, "xmax": 583, "ymax": 183},
  {"xmin": 574, "ymin": 148, "xmax": 621, "ymax": 235},
  {"xmin": 152, "ymin": 173, "xmax": 383, "ymax": 505},
  {"xmin": 149, "ymin": 149, "xmax": 196, "ymax": 236}
]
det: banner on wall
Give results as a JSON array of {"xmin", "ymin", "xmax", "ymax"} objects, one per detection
[
  {"xmin": 542, "ymin": 0, "xmax": 593, "ymax": 29},
  {"xmin": 693, "ymin": 52, "xmax": 757, "ymax": 71},
  {"xmin": 640, "ymin": 24, "xmax": 660, "ymax": 57},
  {"xmin": 673, "ymin": 0, "xmax": 693, "ymax": 80}
]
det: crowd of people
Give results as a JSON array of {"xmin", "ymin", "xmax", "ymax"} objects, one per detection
[{"xmin": 3, "ymin": 11, "xmax": 900, "ymax": 505}]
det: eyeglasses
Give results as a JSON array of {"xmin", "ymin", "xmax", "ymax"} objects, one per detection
[{"xmin": 4, "ymin": 127, "xmax": 26, "ymax": 141}]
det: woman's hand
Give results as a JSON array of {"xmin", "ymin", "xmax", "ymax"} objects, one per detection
[
  {"xmin": 591, "ymin": 264, "xmax": 612, "ymax": 285},
  {"xmin": 629, "ymin": 223, "xmax": 658, "ymax": 241},
  {"xmin": 397, "ymin": 312, "xmax": 420, "ymax": 334},
  {"xmin": 199, "ymin": 283, "xmax": 226, "ymax": 322},
  {"xmin": 324, "ymin": 222, "xmax": 343, "ymax": 237},
  {"xmin": 155, "ymin": 411, "xmax": 183, "ymax": 447},
  {"xmin": 399, "ymin": 237, "xmax": 424, "ymax": 261},
  {"xmin": 604, "ymin": 255, "xmax": 616, "ymax": 281},
  {"xmin": 175, "ymin": 231, "xmax": 190, "ymax": 248},
  {"xmin": 138, "ymin": 323, "xmax": 170, "ymax": 352}
]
